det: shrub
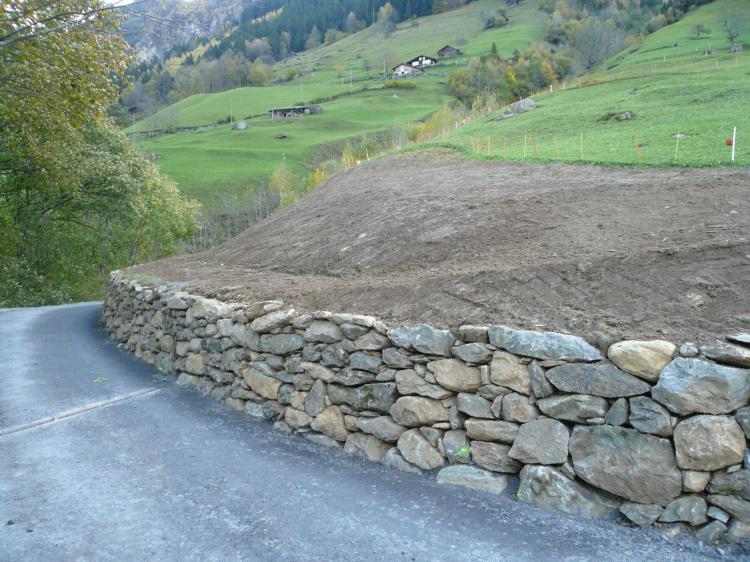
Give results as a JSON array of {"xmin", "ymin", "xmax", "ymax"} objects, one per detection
[{"xmin": 384, "ymin": 80, "xmax": 417, "ymax": 89}]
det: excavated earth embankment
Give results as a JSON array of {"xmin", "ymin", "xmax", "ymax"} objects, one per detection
[{"xmin": 130, "ymin": 154, "xmax": 750, "ymax": 346}]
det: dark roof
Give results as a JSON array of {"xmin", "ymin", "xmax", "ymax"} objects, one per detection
[
  {"xmin": 392, "ymin": 63, "xmax": 423, "ymax": 72},
  {"xmin": 406, "ymin": 55, "xmax": 437, "ymax": 64},
  {"xmin": 438, "ymin": 45, "xmax": 462, "ymax": 54}
]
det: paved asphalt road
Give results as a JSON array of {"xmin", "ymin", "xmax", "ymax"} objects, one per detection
[{"xmin": 0, "ymin": 303, "xmax": 742, "ymax": 561}]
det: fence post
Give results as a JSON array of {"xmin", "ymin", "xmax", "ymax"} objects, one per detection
[
  {"xmin": 580, "ymin": 132, "xmax": 584, "ymax": 160},
  {"xmin": 732, "ymin": 126, "xmax": 737, "ymax": 162}
]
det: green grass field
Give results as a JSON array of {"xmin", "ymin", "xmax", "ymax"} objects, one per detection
[
  {"xmin": 425, "ymin": 0, "xmax": 750, "ymax": 167},
  {"xmin": 128, "ymin": 0, "xmax": 545, "ymax": 209}
]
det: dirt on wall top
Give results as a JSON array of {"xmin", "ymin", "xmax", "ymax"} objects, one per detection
[{"xmin": 129, "ymin": 154, "xmax": 750, "ymax": 348}]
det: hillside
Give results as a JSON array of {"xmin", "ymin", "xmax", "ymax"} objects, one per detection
[
  {"xmin": 430, "ymin": 0, "xmax": 750, "ymax": 166},
  {"xmin": 129, "ymin": 154, "xmax": 750, "ymax": 345},
  {"xmin": 127, "ymin": 0, "xmax": 546, "ymax": 207}
]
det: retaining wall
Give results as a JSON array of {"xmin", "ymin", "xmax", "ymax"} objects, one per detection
[{"xmin": 102, "ymin": 272, "xmax": 750, "ymax": 544}]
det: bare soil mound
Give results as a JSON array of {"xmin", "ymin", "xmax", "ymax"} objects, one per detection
[{"xmin": 131, "ymin": 154, "xmax": 750, "ymax": 347}]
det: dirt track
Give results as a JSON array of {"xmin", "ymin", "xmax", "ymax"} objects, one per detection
[{"xmin": 131, "ymin": 154, "xmax": 750, "ymax": 347}]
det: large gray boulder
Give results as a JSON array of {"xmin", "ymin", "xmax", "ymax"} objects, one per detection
[
  {"xmin": 304, "ymin": 320, "xmax": 343, "ymax": 343},
  {"xmin": 620, "ymin": 503, "xmax": 663, "ymax": 527},
  {"xmin": 442, "ymin": 429, "xmax": 471, "ymax": 463},
  {"xmin": 330, "ymin": 367, "xmax": 377, "ymax": 386},
  {"xmin": 702, "ymin": 343, "xmax": 750, "ymax": 368},
  {"xmin": 536, "ymin": 394, "xmax": 609, "ymax": 423},
  {"xmin": 456, "ymin": 393, "xmax": 494, "ymax": 419},
  {"xmin": 508, "ymin": 419, "xmax": 569, "ymax": 465},
  {"xmin": 488, "ymin": 326, "xmax": 603, "ymax": 362},
  {"xmin": 569, "ymin": 425, "xmax": 682, "ymax": 505},
  {"xmin": 673, "ymin": 415, "xmax": 745, "ymax": 471},
  {"xmin": 629, "ymin": 396, "xmax": 673, "ymax": 437},
  {"xmin": 310, "ymin": 406, "xmax": 348, "ymax": 442},
  {"xmin": 708, "ymin": 494, "xmax": 750, "ymax": 523},
  {"xmin": 517, "ymin": 465, "xmax": 620, "ymax": 518},
  {"xmin": 651, "ymin": 357, "xmax": 750, "ymax": 415},
  {"xmin": 387, "ymin": 324, "xmax": 454, "ymax": 356},
  {"xmin": 390, "ymin": 396, "xmax": 451, "ymax": 427},
  {"xmin": 546, "ymin": 363, "xmax": 651, "ymax": 398},
  {"xmin": 328, "ymin": 382, "xmax": 398, "ymax": 414},
  {"xmin": 397, "ymin": 429, "xmax": 445, "ymax": 470},
  {"xmin": 437, "ymin": 465, "xmax": 508, "ymax": 494},
  {"xmin": 344, "ymin": 433, "xmax": 391, "ymax": 462},
  {"xmin": 250, "ymin": 309, "xmax": 296, "ymax": 332},
  {"xmin": 528, "ymin": 360, "xmax": 554, "ymax": 398},
  {"xmin": 259, "ymin": 334, "xmax": 305, "ymax": 355},
  {"xmin": 452, "ymin": 343, "xmax": 493, "ymax": 365}
]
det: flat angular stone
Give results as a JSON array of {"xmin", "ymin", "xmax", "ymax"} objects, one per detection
[
  {"xmin": 518, "ymin": 465, "xmax": 620, "ymax": 519},
  {"xmin": 382, "ymin": 347, "xmax": 412, "ymax": 368},
  {"xmin": 395, "ymin": 369, "xmax": 452, "ymax": 399},
  {"xmin": 695, "ymin": 521, "xmax": 727, "ymax": 543},
  {"xmin": 736, "ymin": 406, "xmax": 750, "ymax": 438},
  {"xmin": 470, "ymin": 441, "xmax": 522, "ymax": 473},
  {"xmin": 344, "ymin": 433, "xmax": 391, "ymax": 462},
  {"xmin": 659, "ymin": 495, "xmax": 708, "ymax": 526},
  {"xmin": 569, "ymin": 425, "xmax": 682, "ymax": 505},
  {"xmin": 490, "ymin": 351, "xmax": 531, "ymax": 395},
  {"xmin": 651, "ymin": 357, "xmax": 750, "ymax": 415},
  {"xmin": 242, "ymin": 369, "xmax": 282, "ymax": 400},
  {"xmin": 605, "ymin": 398, "xmax": 629, "ymax": 426},
  {"xmin": 328, "ymin": 382, "xmax": 398, "ymax": 414},
  {"xmin": 330, "ymin": 367, "xmax": 377, "ymax": 386},
  {"xmin": 304, "ymin": 320, "xmax": 344, "ymax": 343},
  {"xmin": 620, "ymin": 502, "xmax": 663, "ymax": 527},
  {"xmin": 349, "ymin": 351, "xmax": 382, "ymax": 373},
  {"xmin": 187, "ymin": 297, "xmax": 230, "ymax": 322},
  {"xmin": 310, "ymin": 406, "xmax": 348, "ymax": 441},
  {"xmin": 437, "ymin": 465, "xmax": 508, "ymax": 494},
  {"xmin": 508, "ymin": 419, "xmax": 569, "ymax": 465},
  {"xmin": 683, "ymin": 470, "xmax": 710, "ymax": 493},
  {"xmin": 353, "ymin": 331, "xmax": 391, "ymax": 351},
  {"xmin": 452, "ymin": 343, "xmax": 493, "ymax": 364},
  {"xmin": 356, "ymin": 415, "xmax": 407, "ymax": 443},
  {"xmin": 259, "ymin": 334, "xmax": 305, "ymax": 355},
  {"xmin": 728, "ymin": 333, "xmax": 750, "ymax": 347},
  {"xmin": 708, "ymin": 470, "xmax": 750, "ymax": 500},
  {"xmin": 702, "ymin": 343, "xmax": 750, "ymax": 368},
  {"xmin": 382, "ymin": 448, "xmax": 421, "ymax": 473},
  {"xmin": 305, "ymin": 433, "xmax": 343, "ymax": 449},
  {"xmin": 229, "ymin": 324, "xmax": 260, "ymax": 349},
  {"xmin": 673, "ymin": 415, "xmax": 745, "ymax": 471},
  {"xmin": 305, "ymin": 379, "xmax": 327, "ymax": 417},
  {"xmin": 302, "ymin": 362, "xmax": 336, "ymax": 382},
  {"xmin": 726, "ymin": 520, "xmax": 750, "ymax": 543},
  {"xmin": 607, "ymin": 340, "xmax": 675, "ymax": 382},
  {"xmin": 629, "ymin": 396, "xmax": 673, "ymax": 437},
  {"xmin": 285, "ymin": 408, "xmax": 313, "ymax": 429},
  {"xmin": 387, "ymin": 324, "xmax": 454, "ymax": 356},
  {"xmin": 456, "ymin": 393, "xmax": 493, "ymax": 419},
  {"xmin": 339, "ymin": 323, "xmax": 370, "ymax": 340},
  {"xmin": 464, "ymin": 419, "xmax": 518, "ymax": 444},
  {"xmin": 546, "ymin": 363, "xmax": 650, "ymax": 398},
  {"xmin": 498, "ymin": 392, "xmax": 540, "ymax": 423},
  {"xmin": 428, "ymin": 359, "xmax": 481, "ymax": 392},
  {"xmin": 390, "ymin": 396, "xmax": 450, "ymax": 427},
  {"xmin": 708, "ymin": 494, "xmax": 750, "ymax": 523},
  {"xmin": 528, "ymin": 360, "xmax": 554, "ymax": 398},
  {"xmin": 397, "ymin": 429, "xmax": 445, "ymax": 470},
  {"xmin": 536, "ymin": 394, "xmax": 608, "ymax": 423},
  {"xmin": 442, "ymin": 429, "xmax": 471, "ymax": 463},
  {"xmin": 457, "ymin": 325, "xmax": 488, "ymax": 343},
  {"xmin": 488, "ymin": 326, "xmax": 603, "ymax": 362},
  {"xmin": 250, "ymin": 309, "xmax": 296, "ymax": 332}
]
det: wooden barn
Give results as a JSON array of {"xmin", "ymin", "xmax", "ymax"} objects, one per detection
[
  {"xmin": 406, "ymin": 55, "xmax": 437, "ymax": 68},
  {"xmin": 392, "ymin": 63, "xmax": 425, "ymax": 79},
  {"xmin": 267, "ymin": 105, "xmax": 320, "ymax": 119},
  {"xmin": 437, "ymin": 45, "xmax": 463, "ymax": 58}
]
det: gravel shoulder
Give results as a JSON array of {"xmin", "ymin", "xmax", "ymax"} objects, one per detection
[{"xmin": 131, "ymin": 154, "xmax": 750, "ymax": 346}]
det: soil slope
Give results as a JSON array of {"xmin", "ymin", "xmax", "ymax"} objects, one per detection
[{"xmin": 131, "ymin": 154, "xmax": 750, "ymax": 347}]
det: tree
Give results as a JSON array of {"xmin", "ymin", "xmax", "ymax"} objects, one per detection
[
  {"xmin": 572, "ymin": 17, "xmax": 625, "ymax": 72},
  {"xmin": 378, "ymin": 3, "xmax": 398, "ymax": 36},
  {"xmin": 0, "ymin": 0, "xmax": 198, "ymax": 306},
  {"xmin": 345, "ymin": 11, "xmax": 365, "ymax": 34},
  {"xmin": 692, "ymin": 23, "xmax": 710, "ymax": 39},
  {"xmin": 305, "ymin": 25, "xmax": 322, "ymax": 50},
  {"xmin": 721, "ymin": 9, "xmax": 747, "ymax": 47}
]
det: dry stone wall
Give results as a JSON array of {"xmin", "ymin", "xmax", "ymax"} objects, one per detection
[{"xmin": 102, "ymin": 273, "xmax": 750, "ymax": 545}]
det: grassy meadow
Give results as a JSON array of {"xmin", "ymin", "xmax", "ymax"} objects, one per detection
[
  {"xmin": 128, "ymin": 0, "xmax": 545, "ymax": 209},
  {"xmin": 427, "ymin": 0, "xmax": 750, "ymax": 167}
]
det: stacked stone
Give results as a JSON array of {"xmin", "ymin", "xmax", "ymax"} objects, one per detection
[{"xmin": 102, "ymin": 274, "xmax": 750, "ymax": 545}]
